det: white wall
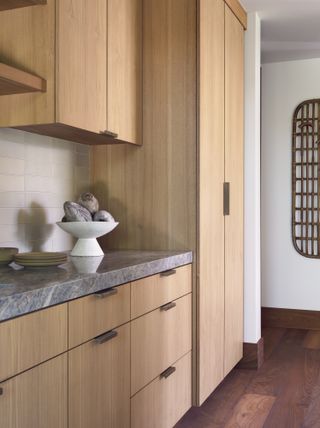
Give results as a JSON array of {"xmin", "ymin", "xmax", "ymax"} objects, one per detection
[
  {"xmin": 0, "ymin": 129, "xmax": 90, "ymax": 252},
  {"xmin": 244, "ymin": 13, "xmax": 261, "ymax": 343},
  {"xmin": 262, "ymin": 58, "xmax": 320, "ymax": 310}
]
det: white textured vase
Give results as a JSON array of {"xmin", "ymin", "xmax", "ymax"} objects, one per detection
[{"xmin": 57, "ymin": 221, "xmax": 119, "ymax": 257}]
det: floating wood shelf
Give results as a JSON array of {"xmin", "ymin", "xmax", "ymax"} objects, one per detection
[
  {"xmin": 0, "ymin": 62, "xmax": 46, "ymax": 96},
  {"xmin": 0, "ymin": 0, "xmax": 46, "ymax": 12}
]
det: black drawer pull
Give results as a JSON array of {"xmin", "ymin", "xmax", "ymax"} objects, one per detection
[
  {"xmin": 99, "ymin": 130, "xmax": 118, "ymax": 139},
  {"xmin": 160, "ymin": 269, "xmax": 176, "ymax": 277},
  {"xmin": 160, "ymin": 301, "xmax": 176, "ymax": 312},
  {"xmin": 160, "ymin": 366, "xmax": 176, "ymax": 379},
  {"xmin": 0, "ymin": 387, "xmax": 3, "ymax": 396},
  {"xmin": 94, "ymin": 330, "xmax": 118, "ymax": 345},
  {"xmin": 94, "ymin": 288, "xmax": 118, "ymax": 299}
]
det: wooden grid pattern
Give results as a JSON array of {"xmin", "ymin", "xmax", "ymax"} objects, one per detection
[{"xmin": 292, "ymin": 99, "xmax": 320, "ymax": 258}]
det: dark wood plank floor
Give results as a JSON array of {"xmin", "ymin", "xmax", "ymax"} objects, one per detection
[{"xmin": 176, "ymin": 328, "xmax": 320, "ymax": 428}]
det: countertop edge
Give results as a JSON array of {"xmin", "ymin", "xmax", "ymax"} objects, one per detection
[{"xmin": 0, "ymin": 251, "xmax": 192, "ymax": 323}]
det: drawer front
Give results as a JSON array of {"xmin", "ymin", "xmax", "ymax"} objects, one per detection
[
  {"xmin": 0, "ymin": 354, "xmax": 68, "ymax": 428},
  {"xmin": 69, "ymin": 283, "xmax": 130, "ymax": 348},
  {"xmin": 0, "ymin": 304, "xmax": 67, "ymax": 382},
  {"xmin": 131, "ymin": 293, "xmax": 192, "ymax": 395},
  {"xmin": 69, "ymin": 323, "xmax": 130, "ymax": 428},
  {"xmin": 131, "ymin": 264, "xmax": 192, "ymax": 319},
  {"xmin": 131, "ymin": 352, "xmax": 192, "ymax": 428}
]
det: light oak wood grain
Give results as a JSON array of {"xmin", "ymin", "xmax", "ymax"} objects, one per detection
[
  {"xmin": 0, "ymin": 0, "xmax": 55, "ymax": 126},
  {"xmin": 0, "ymin": 354, "xmax": 68, "ymax": 428},
  {"xmin": 0, "ymin": 62, "xmax": 46, "ymax": 95},
  {"xmin": 225, "ymin": 0, "xmax": 247, "ymax": 29},
  {"xmin": 131, "ymin": 264, "xmax": 192, "ymax": 319},
  {"xmin": 68, "ymin": 283, "xmax": 130, "ymax": 348},
  {"xmin": 197, "ymin": 0, "xmax": 225, "ymax": 406},
  {"xmin": 0, "ymin": 304, "xmax": 67, "ymax": 382},
  {"xmin": 107, "ymin": 0, "xmax": 142, "ymax": 144},
  {"xmin": 56, "ymin": 0, "xmax": 107, "ymax": 134},
  {"xmin": 131, "ymin": 293, "xmax": 192, "ymax": 395},
  {"xmin": 0, "ymin": 0, "xmax": 46, "ymax": 12},
  {"xmin": 92, "ymin": 0, "xmax": 197, "ymax": 251},
  {"xmin": 69, "ymin": 323, "xmax": 130, "ymax": 428},
  {"xmin": 131, "ymin": 352, "xmax": 192, "ymax": 428},
  {"xmin": 224, "ymin": 4, "xmax": 244, "ymax": 376}
]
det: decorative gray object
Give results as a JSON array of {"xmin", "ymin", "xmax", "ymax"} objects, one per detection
[
  {"xmin": 93, "ymin": 210, "xmax": 115, "ymax": 222},
  {"xmin": 78, "ymin": 192, "xmax": 99, "ymax": 215},
  {"xmin": 64, "ymin": 201, "xmax": 92, "ymax": 222},
  {"xmin": 0, "ymin": 250, "xmax": 193, "ymax": 322}
]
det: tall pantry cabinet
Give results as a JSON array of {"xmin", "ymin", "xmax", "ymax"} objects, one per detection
[
  {"xmin": 198, "ymin": 0, "xmax": 245, "ymax": 405},
  {"xmin": 92, "ymin": 0, "xmax": 246, "ymax": 407}
]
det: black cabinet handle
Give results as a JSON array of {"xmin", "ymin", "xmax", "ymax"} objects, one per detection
[
  {"xmin": 160, "ymin": 366, "xmax": 176, "ymax": 379},
  {"xmin": 160, "ymin": 301, "xmax": 176, "ymax": 312},
  {"xmin": 160, "ymin": 269, "xmax": 176, "ymax": 277},
  {"xmin": 223, "ymin": 182, "xmax": 230, "ymax": 216},
  {"xmin": 99, "ymin": 130, "xmax": 118, "ymax": 138},
  {"xmin": 94, "ymin": 288, "xmax": 118, "ymax": 299},
  {"xmin": 94, "ymin": 330, "xmax": 118, "ymax": 345},
  {"xmin": 0, "ymin": 387, "xmax": 3, "ymax": 396}
]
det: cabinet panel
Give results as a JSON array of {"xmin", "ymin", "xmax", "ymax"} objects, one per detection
[
  {"xmin": 131, "ymin": 293, "xmax": 192, "ymax": 395},
  {"xmin": 0, "ymin": 354, "xmax": 67, "ymax": 428},
  {"xmin": 0, "ymin": 0, "xmax": 55, "ymax": 126},
  {"xmin": 56, "ymin": 0, "xmax": 107, "ymax": 134},
  {"xmin": 131, "ymin": 352, "xmax": 192, "ymax": 428},
  {"xmin": 107, "ymin": 0, "xmax": 142, "ymax": 144},
  {"xmin": 0, "ymin": 304, "xmax": 67, "ymax": 382},
  {"xmin": 224, "ymin": 4, "xmax": 244, "ymax": 375},
  {"xmin": 68, "ymin": 283, "xmax": 130, "ymax": 348},
  {"xmin": 198, "ymin": 0, "xmax": 225, "ymax": 405},
  {"xmin": 69, "ymin": 323, "xmax": 130, "ymax": 428},
  {"xmin": 131, "ymin": 264, "xmax": 192, "ymax": 319}
]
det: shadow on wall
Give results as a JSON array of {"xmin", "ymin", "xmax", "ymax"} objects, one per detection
[{"xmin": 17, "ymin": 202, "xmax": 54, "ymax": 251}]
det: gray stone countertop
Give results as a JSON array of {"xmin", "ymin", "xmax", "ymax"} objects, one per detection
[{"xmin": 0, "ymin": 250, "xmax": 192, "ymax": 323}]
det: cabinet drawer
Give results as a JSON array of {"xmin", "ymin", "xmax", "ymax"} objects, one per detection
[
  {"xmin": 131, "ymin": 264, "xmax": 192, "ymax": 318},
  {"xmin": 0, "ymin": 354, "xmax": 68, "ymax": 428},
  {"xmin": 69, "ymin": 323, "xmax": 130, "ymax": 428},
  {"xmin": 131, "ymin": 352, "xmax": 192, "ymax": 428},
  {"xmin": 69, "ymin": 283, "xmax": 130, "ymax": 348},
  {"xmin": 0, "ymin": 304, "xmax": 67, "ymax": 382},
  {"xmin": 131, "ymin": 293, "xmax": 192, "ymax": 395}
]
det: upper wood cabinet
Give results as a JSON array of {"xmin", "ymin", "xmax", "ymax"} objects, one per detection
[{"xmin": 0, "ymin": 0, "xmax": 142, "ymax": 145}]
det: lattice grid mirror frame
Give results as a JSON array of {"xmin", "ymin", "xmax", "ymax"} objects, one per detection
[{"xmin": 292, "ymin": 98, "xmax": 320, "ymax": 258}]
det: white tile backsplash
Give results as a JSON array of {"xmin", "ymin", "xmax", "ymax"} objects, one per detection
[{"xmin": 0, "ymin": 129, "xmax": 91, "ymax": 252}]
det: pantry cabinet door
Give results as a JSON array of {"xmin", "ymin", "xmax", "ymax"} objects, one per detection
[
  {"xmin": 198, "ymin": 0, "xmax": 225, "ymax": 406},
  {"xmin": 224, "ymin": 3, "xmax": 244, "ymax": 376}
]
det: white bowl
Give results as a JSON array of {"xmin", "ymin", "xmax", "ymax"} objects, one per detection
[{"xmin": 57, "ymin": 221, "xmax": 119, "ymax": 257}]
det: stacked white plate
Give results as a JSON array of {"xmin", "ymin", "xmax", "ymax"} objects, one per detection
[{"xmin": 14, "ymin": 252, "xmax": 67, "ymax": 268}]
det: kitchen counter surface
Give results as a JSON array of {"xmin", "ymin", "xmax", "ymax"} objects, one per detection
[{"xmin": 0, "ymin": 250, "xmax": 192, "ymax": 322}]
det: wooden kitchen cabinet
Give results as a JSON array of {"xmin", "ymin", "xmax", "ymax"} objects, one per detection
[
  {"xmin": 0, "ymin": 303, "xmax": 67, "ymax": 383},
  {"xmin": 69, "ymin": 323, "xmax": 130, "ymax": 428},
  {"xmin": 0, "ymin": 354, "xmax": 68, "ymax": 428},
  {"xmin": 131, "ymin": 293, "xmax": 192, "ymax": 395},
  {"xmin": 0, "ymin": 0, "xmax": 142, "ymax": 145},
  {"xmin": 92, "ymin": 0, "xmax": 246, "ymax": 407}
]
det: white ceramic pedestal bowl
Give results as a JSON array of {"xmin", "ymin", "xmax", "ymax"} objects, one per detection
[{"xmin": 57, "ymin": 221, "xmax": 119, "ymax": 257}]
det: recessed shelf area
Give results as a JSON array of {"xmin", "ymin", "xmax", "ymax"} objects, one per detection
[
  {"xmin": 0, "ymin": 62, "xmax": 46, "ymax": 96},
  {"xmin": 0, "ymin": 0, "xmax": 46, "ymax": 12}
]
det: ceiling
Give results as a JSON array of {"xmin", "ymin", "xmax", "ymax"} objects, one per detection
[{"xmin": 241, "ymin": 0, "xmax": 320, "ymax": 63}]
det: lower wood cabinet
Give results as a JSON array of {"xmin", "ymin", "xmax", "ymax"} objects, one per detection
[
  {"xmin": 131, "ymin": 293, "xmax": 192, "ymax": 395},
  {"xmin": 131, "ymin": 352, "xmax": 192, "ymax": 428},
  {"xmin": 68, "ymin": 323, "xmax": 130, "ymax": 428},
  {"xmin": 0, "ymin": 354, "xmax": 67, "ymax": 428}
]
